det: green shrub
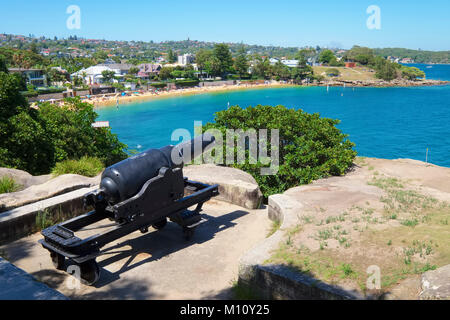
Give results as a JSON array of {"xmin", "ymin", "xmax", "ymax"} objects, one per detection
[
  {"xmin": 175, "ymin": 79, "xmax": 200, "ymax": 87},
  {"xmin": 0, "ymin": 176, "xmax": 21, "ymax": 194},
  {"xmin": 35, "ymin": 209, "xmax": 53, "ymax": 230},
  {"xmin": 149, "ymin": 82, "xmax": 167, "ymax": 89},
  {"xmin": 52, "ymin": 156, "xmax": 104, "ymax": 177},
  {"xmin": 1, "ymin": 70, "xmax": 128, "ymax": 175},
  {"xmin": 38, "ymin": 97, "xmax": 128, "ymax": 170},
  {"xmin": 203, "ymin": 105, "xmax": 357, "ymax": 198},
  {"xmin": 401, "ymin": 66, "xmax": 426, "ymax": 80},
  {"xmin": 20, "ymin": 91, "xmax": 39, "ymax": 97},
  {"xmin": 36, "ymin": 87, "xmax": 66, "ymax": 94},
  {"xmin": 326, "ymin": 68, "xmax": 340, "ymax": 77}
]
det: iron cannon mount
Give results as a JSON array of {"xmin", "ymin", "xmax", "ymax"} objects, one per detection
[{"xmin": 38, "ymin": 135, "xmax": 219, "ymax": 285}]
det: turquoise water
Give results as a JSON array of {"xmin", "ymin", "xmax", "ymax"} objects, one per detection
[
  {"xmin": 97, "ymin": 64, "xmax": 450, "ymax": 167},
  {"xmin": 406, "ymin": 63, "xmax": 450, "ymax": 81}
]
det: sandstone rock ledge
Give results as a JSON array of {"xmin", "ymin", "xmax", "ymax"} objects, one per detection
[
  {"xmin": 184, "ymin": 164, "xmax": 263, "ymax": 210},
  {"xmin": 318, "ymin": 79, "xmax": 449, "ymax": 88},
  {"xmin": 239, "ymin": 157, "xmax": 450, "ymax": 300},
  {"xmin": 420, "ymin": 265, "xmax": 450, "ymax": 300},
  {"xmin": 0, "ymin": 173, "xmax": 100, "ymax": 213}
]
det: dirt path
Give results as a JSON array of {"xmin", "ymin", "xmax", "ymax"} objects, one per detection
[{"xmin": 1, "ymin": 200, "xmax": 270, "ymax": 300}]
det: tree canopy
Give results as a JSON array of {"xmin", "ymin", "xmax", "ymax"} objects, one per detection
[
  {"xmin": 318, "ymin": 50, "xmax": 335, "ymax": 64},
  {"xmin": 234, "ymin": 46, "xmax": 250, "ymax": 78},
  {"xmin": 0, "ymin": 70, "xmax": 128, "ymax": 175},
  {"xmin": 204, "ymin": 105, "xmax": 357, "ymax": 197},
  {"xmin": 194, "ymin": 44, "xmax": 233, "ymax": 77}
]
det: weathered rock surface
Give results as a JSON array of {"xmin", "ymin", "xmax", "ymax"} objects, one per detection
[
  {"xmin": 184, "ymin": 164, "xmax": 263, "ymax": 209},
  {"xmin": 420, "ymin": 264, "xmax": 450, "ymax": 300},
  {"xmin": 239, "ymin": 157, "xmax": 450, "ymax": 300},
  {"xmin": 0, "ymin": 168, "xmax": 52, "ymax": 190},
  {"xmin": 0, "ymin": 201, "xmax": 270, "ymax": 299},
  {"xmin": 0, "ymin": 174, "xmax": 101, "ymax": 213},
  {"xmin": 319, "ymin": 79, "xmax": 449, "ymax": 88}
]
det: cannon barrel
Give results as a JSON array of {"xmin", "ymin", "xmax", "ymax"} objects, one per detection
[{"xmin": 99, "ymin": 134, "xmax": 215, "ymax": 204}]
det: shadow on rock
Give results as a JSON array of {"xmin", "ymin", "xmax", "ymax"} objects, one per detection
[{"xmin": 90, "ymin": 209, "xmax": 249, "ymax": 287}]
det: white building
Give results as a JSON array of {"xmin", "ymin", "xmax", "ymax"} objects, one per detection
[
  {"xmin": 269, "ymin": 58, "xmax": 279, "ymax": 65},
  {"xmin": 9, "ymin": 68, "xmax": 47, "ymax": 87},
  {"xmin": 71, "ymin": 65, "xmax": 123, "ymax": 85},
  {"xmin": 281, "ymin": 60, "xmax": 299, "ymax": 68},
  {"xmin": 178, "ymin": 53, "xmax": 195, "ymax": 66},
  {"xmin": 268, "ymin": 59, "xmax": 301, "ymax": 68}
]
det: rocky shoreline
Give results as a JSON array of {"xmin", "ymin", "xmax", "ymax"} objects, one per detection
[{"xmin": 317, "ymin": 78, "xmax": 449, "ymax": 88}]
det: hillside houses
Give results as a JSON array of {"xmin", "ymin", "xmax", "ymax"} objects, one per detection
[
  {"xmin": 137, "ymin": 64, "xmax": 162, "ymax": 79},
  {"xmin": 9, "ymin": 68, "xmax": 47, "ymax": 86},
  {"xmin": 70, "ymin": 63, "xmax": 136, "ymax": 84}
]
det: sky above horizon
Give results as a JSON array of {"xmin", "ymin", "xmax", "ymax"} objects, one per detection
[{"xmin": 0, "ymin": 0, "xmax": 449, "ymax": 51}]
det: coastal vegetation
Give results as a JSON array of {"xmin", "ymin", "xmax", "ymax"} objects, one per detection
[
  {"xmin": 195, "ymin": 44, "xmax": 234, "ymax": 78},
  {"xmin": 374, "ymin": 48, "xmax": 450, "ymax": 64},
  {"xmin": 318, "ymin": 49, "xmax": 344, "ymax": 67},
  {"xmin": 204, "ymin": 105, "xmax": 357, "ymax": 198},
  {"xmin": 344, "ymin": 46, "xmax": 426, "ymax": 81},
  {"xmin": 51, "ymin": 156, "xmax": 104, "ymax": 177},
  {"xmin": 0, "ymin": 176, "xmax": 21, "ymax": 194},
  {"xmin": 0, "ymin": 67, "xmax": 128, "ymax": 175},
  {"xmin": 325, "ymin": 68, "xmax": 340, "ymax": 77}
]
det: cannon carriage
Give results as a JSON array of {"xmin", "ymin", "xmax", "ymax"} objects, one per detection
[{"xmin": 38, "ymin": 135, "xmax": 219, "ymax": 285}]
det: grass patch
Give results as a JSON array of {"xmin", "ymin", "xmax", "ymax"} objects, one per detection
[
  {"xmin": 35, "ymin": 209, "xmax": 54, "ymax": 231},
  {"xmin": 230, "ymin": 280, "xmax": 261, "ymax": 300},
  {"xmin": 368, "ymin": 177, "xmax": 441, "ymax": 226},
  {"xmin": 0, "ymin": 176, "xmax": 22, "ymax": 194},
  {"xmin": 265, "ymin": 174, "xmax": 449, "ymax": 298},
  {"xmin": 301, "ymin": 215, "xmax": 314, "ymax": 224},
  {"xmin": 368, "ymin": 177, "xmax": 404, "ymax": 190},
  {"xmin": 400, "ymin": 219, "xmax": 419, "ymax": 227},
  {"xmin": 266, "ymin": 243, "xmax": 361, "ymax": 285},
  {"xmin": 267, "ymin": 220, "xmax": 281, "ymax": 238},
  {"xmin": 52, "ymin": 156, "xmax": 104, "ymax": 177}
]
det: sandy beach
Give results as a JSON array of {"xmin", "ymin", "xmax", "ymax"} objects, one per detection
[
  {"xmin": 82, "ymin": 78, "xmax": 449, "ymax": 109},
  {"xmin": 86, "ymin": 82, "xmax": 295, "ymax": 108}
]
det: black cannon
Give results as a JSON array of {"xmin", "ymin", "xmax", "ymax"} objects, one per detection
[{"xmin": 38, "ymin": 134, "xmax": 219, "ymax": 285}]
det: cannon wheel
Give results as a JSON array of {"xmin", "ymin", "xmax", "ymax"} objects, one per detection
[
  {"xmin": 152, "ymin": 218, "xmax": 167, "ymax": 230},
  {"xmin": 140, "ymin": 226, "xmax": 149, "ymax": 234},
  {"xmin": 50, "ymin": 251, "xmax": 65, "ymax": 270},
  {"xmin": 79, "ymin": 260, "xmax": 100, "ymax": 286}
]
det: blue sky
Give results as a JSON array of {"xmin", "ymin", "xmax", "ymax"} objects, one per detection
[{"xmin": 0, "ymin": 0, "xmax": 449, "ymax": 50}]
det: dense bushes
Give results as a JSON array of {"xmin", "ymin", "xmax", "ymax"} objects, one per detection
[
  {"xmin": 149, "ymin": 82, "xmax": 167, "ymax": 89},
  {"xmin": 0, "ymin": 69, "xmax": 128, "ymax": 175},
  {"xmin": 21, "ymin": 86, "xmax": 66, "ymax": 98},
  {"xmin": 52, "ymin": 156, "xmax": 104, "ymax": 177},
  {"xmin": 35, "ymin": 86, "xmax": 66, "ymax": 94},
  {"xmin": 203, "ymin": 105, "xmax": 357, "ymax": 197},
  {"xmin": 326, "ymin": 68, "xmax": 340, "ymax": 77},
  {"xmin": 38, "ymin": 98, "xmax": 128, "ymax": 169},
  {"xmin": 175, "ymin": 79, "xmax": 200, "ymax": 87}
]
